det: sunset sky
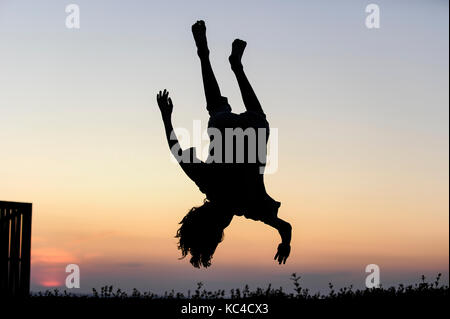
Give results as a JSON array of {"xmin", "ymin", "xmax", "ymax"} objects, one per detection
[{"xmin": 0, "ymin": 0, "xmax": 448, "ymax": 293}]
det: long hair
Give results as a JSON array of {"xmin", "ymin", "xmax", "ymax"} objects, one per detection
[{"xmin": 175, "ymin": 200, "xmax": 225, "ymax": 268}]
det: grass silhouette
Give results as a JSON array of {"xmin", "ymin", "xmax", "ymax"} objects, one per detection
[
  {"xmin": 28, "ymin": 273, "xmax": 447, "ymax": 300},
  {"xmin": 8, "ymin": 273, "xmax": 447, "ymax": 317}
]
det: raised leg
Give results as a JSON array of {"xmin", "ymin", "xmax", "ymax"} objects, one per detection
[
  {"xmin": 192, "ymin": 20, "xmax": 223, "ymax": 109},
  {"xmin": 229, "ymin": 39, "xmax": 264, "ymax": 114}
]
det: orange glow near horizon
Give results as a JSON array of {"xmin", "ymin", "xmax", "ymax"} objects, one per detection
[{"xmin": 40, "ymin": 281, "xmax": 63, "ymax": 288}]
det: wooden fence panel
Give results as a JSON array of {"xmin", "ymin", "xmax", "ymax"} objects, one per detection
[{"xmin": 0, "ymin": 201, "xmax": 32, "ymax": 297}]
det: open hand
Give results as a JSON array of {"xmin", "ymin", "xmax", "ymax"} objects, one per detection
[
  {"xmin": 157, "ymin": 89, "xmax": 173, "ymax": 119},
  {"xmin": 274, "ymin": 243, "xmax": 290, "ymax": 265}
]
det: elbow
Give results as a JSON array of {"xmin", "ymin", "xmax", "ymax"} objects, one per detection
[
  {"xmin": 282, "ymin": 221, "xmax": 292, "ymax": 233},
  {"xmin": 287, "ymin": 221, "xmax": 292, "ymax": 231}
]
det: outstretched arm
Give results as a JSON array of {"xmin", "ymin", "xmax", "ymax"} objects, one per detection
[
  {"xmin": 157, "ymin": 90, "xmax": 181, "ymax": 155},
  {"xmin": 264, "ymin": 217, "xmax": 292, "ymax": 264}
]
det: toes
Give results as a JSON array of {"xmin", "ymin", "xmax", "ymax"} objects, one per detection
[
  {"xmin": 192, "ymin": 20, "xmax": 206, "ymax": 31},
  {"xmin": 192, "ymin": 21, "xmax": 199, "ymax": 31},
  {"xmin": 232, "ymin": 39, "xmax": 247, "ymax": 53},
  {"xmin": 233, "ymin": 39, "xmax": 247, "ymax": 46}
]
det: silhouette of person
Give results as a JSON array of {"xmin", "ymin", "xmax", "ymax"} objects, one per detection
[{"xmin": 157, "ymin": 20, "xmax": 291, "ymax": 268}]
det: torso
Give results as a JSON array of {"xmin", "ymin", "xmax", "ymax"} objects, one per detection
[{"xmin": 202, "ymin": 110, "xmax": 279, "ymax": 222}]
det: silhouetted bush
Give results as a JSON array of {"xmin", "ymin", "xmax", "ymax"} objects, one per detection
[{"xmin": 30, "ymin": 273, "xmax": 448, "ymax": 301}]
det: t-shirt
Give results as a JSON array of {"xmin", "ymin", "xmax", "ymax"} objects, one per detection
[
  {"xmin": 178, "ymin": 110, "xmax": 281, "ymax": 223},
  {"xmin": 179, "ymin": 147, "xmax": 280, "ymax": 223}
]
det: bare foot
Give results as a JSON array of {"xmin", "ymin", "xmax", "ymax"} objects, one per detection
[
  {"xmin": 229, "ymin": 39, "xmax": 247, "ymax": 70},
  {"xmin": 192, "ymin": 20, "xmax": 209, "ymax": 57}
]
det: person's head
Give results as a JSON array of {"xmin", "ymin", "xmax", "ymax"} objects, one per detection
[{"xmin": 175, "ymin": 200, "xmax": 228, "ymax": 268}]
